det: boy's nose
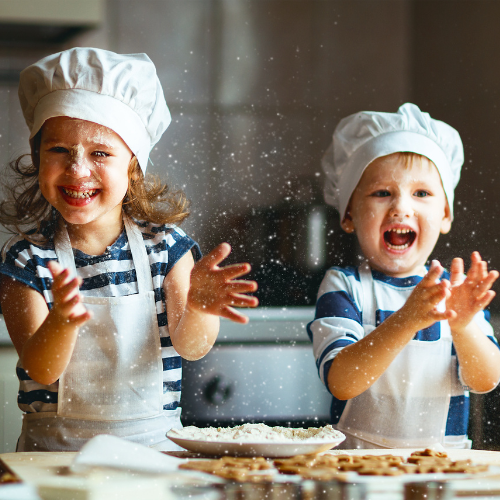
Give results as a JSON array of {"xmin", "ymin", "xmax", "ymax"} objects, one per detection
[{"xmin": 389, "ymin": 195, "xmax": 414, "ymax": 218}]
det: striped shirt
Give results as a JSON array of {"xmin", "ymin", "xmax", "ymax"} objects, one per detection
[
  {"xmin": 0, "ymin": 220, "xmax": 201, "ymax": 418},
  {"xmin": 307, "ymin": 266, "xmax": 499, "ymax": 446}
]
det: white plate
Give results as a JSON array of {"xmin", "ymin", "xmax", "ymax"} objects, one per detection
[{"xmin": 166, "ymin": 434, "xmax": 346, "ymax": 458}]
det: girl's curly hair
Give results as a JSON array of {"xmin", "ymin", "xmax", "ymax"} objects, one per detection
[{"xmin": 0, "ymin": 132, "xmax": 190, "ymax": 242}]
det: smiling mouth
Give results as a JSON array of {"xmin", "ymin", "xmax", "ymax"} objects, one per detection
[
  {"xmin": 61, "ymin": 187, "xmax": 99, "ymax": 199},
  {"xmin": 384, "ymin": 228, "xmax": 416, "ymax": 250}
]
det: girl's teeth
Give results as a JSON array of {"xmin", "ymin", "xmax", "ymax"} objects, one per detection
[{"xmin": 63, "ymin": 188, "xmax": 96, "ymax": 199}]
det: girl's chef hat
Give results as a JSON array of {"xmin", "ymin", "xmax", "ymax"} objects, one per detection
[
  {"xmin": 18, "ymin": 47, "xmax": 171, "ymax": 173},
  {"xmin": 322, "ymin": 103, "xmax": 464, "ymax": 220}
]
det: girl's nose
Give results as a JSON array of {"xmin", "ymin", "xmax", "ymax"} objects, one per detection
[{"xmin": 67, "ymin": 158, "xmax": 91, "ymax": 178}]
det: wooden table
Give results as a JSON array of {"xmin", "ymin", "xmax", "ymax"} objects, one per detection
[{"xmin": 4, "ymin": 449, "xmax": 500, "ymax": 499}]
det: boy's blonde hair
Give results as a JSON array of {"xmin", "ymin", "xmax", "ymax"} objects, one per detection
[{"xmin": 0, "ymin": 132, "xmax": 189, "ymax": 243}]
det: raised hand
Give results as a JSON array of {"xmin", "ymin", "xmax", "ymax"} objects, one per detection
[
  {"xmin": 187, "ymin": 242, "xmax": 258, "ymax": 324},
  {"xmin": 399, "ymin": 260, "xmax": 454, "ymax": 331},
  {"xmin": 47, "ymin": 260, "xmax": 92, "ymax": 326},
  {"xmin": 446, "ymin": 252, "xmax": 498, "ymax": 333}
]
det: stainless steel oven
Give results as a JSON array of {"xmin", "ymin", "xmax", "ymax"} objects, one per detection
[{"xmin": 180, "ymin": 307, "xmax": 332, "ymax": 427}]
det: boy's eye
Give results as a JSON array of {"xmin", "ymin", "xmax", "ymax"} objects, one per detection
[
  {"xmin": 371, "ymin": 190, "xmax": 390, "ymax": 197},
  {"xmin": 414, "ymin": 190, "xmax": 430, "ymax": 198}
]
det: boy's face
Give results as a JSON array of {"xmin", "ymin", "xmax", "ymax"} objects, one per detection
[{"xmin": 341, "ymin": 153, "xmax": 452, "ymax": 278}]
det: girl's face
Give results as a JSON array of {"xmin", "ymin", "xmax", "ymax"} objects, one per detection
[
  {"xmin": 39, "ymin": 117, "xmax": 133, "ymax": 228},
  {"xmin": 341, "ymin": 153, "xmax": 452, "ymax": 278}
]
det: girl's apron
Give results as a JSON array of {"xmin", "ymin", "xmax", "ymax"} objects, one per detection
[
  {"xmin": 336, "ymin": 262, "xmax": 455, "ymax": 449},
  {"xmin": 17, "ymin": 215, "xmax": 181, "ymax": 452}
]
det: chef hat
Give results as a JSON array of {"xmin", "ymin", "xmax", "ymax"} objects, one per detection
[
  {"xmin": 322, "ymin": 103, "xmax": 464, "ymax": 220},
  {"xmin": 18, "ymin": 47, "xmax": 171, "ymax": 173}
]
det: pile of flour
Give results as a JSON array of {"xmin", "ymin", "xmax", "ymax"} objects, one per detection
[{"xmin": 169, "ymin": 423, "xmax": 344, "ymax": 443}]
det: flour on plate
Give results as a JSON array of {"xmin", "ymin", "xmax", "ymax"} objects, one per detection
[{"xmin": 168, "ymin": 423, "xmax": 344, "ymax": 443}]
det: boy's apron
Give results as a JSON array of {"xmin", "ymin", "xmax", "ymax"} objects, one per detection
[
  {"xmin": 336, "ymin": 262, "xmax": 455, "ymax": 449},
  {"xmin": 17, "ymin": 215, "xmax": 181, "ymax": 452}
]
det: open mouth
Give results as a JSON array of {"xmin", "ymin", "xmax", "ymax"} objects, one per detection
[
  {"xmin": 60, "ymin": 187, "xmax": 100, "ymax": 199},
  {"xmin": 384, "ymin": 228, "xmax": 416, "ymax": 250}
]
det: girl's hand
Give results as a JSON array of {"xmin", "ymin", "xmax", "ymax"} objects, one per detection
[
  {"xmin": 399, "ymin": 260, "xmax": 454, "ymax": 331},
  {"xmin": 446, "ymin": 252, "xmax": 498, "ymax": 333},
  {"xmin": 187, "ymin": 243, "xmax": 258, "ymax": 324},
  {"xmin": 47, "ymin": 260, "xmax": 92, "ymax": 326}
]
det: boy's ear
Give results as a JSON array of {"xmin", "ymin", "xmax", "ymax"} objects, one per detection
[
  {"xmin": 341, "ymin": 209, "xmax": 355, "ymax": 233},
  {"xmin": 440, "ymin": 202, "xmax": 452, "ymax": 234}
]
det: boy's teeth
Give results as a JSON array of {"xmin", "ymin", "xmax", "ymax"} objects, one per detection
[
  {"xmin": 384, "ymin": 228, "xmax": 416, "ymax": 250},
  {"xmin": 386, "ymin": 242, "xmax": 410, "ymax": 250},
  {"xmin": 63, "ymin": 188, "xmax": 97, "ymax": 199}
]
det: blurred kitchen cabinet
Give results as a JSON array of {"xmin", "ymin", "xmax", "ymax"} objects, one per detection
[{"xmin": 0, "ymin": 347, "xmax": 21, "ymax": 452}]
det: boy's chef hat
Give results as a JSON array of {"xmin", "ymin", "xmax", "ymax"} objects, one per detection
[
  {"xmin": 18, "ymin": 47, "xmax": 171, "ymax": 173},
  {"xmin": 322, "ymin": 103, "xmax": 464, "ymax": 220}
]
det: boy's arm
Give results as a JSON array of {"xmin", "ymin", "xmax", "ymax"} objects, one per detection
[
  {"xmin": 165, "ymin": 243, "xmax": 258, "ymax": 361},
  {"xmin": 446, "ymin": 252, "xmax": 500, "ymax": 393},
  {"xmin": 327, "ymin": 262, "xmax": 453, "ymax": 400}
]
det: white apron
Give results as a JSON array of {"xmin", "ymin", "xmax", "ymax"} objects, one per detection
[
  {"xmin": 336, "ymin": 262, "xmax": 455, "ymax": 449},
  {"xmin": 17, "ymin": 215, "xmax": 181, "ymax": 452}
]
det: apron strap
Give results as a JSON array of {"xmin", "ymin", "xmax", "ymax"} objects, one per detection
[
  {"xmin": 54, "ymin": 214, "xmax": 154, "ymax": 294},
  {"xmin": 54, "ymin": 218, "xmax": 78, "ymax": 279},
  {"xmin": 359, "ymin": 261, "xmax": 376, "ymax": 332},
  {"xmin": 123, "ymin": 215, "xmax": 153, "ymax": 294}
]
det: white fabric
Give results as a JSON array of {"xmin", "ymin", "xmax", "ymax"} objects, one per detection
[
  {"xmin": 335, "ymin": 263, "xmax": 457, "ymax": 449},
  {"xmin": 18, "ymin": 47, "xmax": 171, "ymax": 172},
  {"xmin": 322, "ymin": 103, "xmax": 464, "ymax": 219},
  {"xmin": 71, "ymin": 434, "xmax": 186, "ymax": 473},
  {"xmin": 17, "ymin": 216, "xmax": 179, "ymax": 451},
  {"xmin": 17, "ymin": 410, "xmax": 181, "ymax": 452}
]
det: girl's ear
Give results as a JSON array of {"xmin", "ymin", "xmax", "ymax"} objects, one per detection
[{"xmin": 341, "ymin": 209, "xmax": 355, "ymax": 233}]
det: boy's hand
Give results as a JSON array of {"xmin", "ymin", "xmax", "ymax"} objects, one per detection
[
  {"xmin": 446, "ymin": 252, "xmax": 498, "ymax": 333},
  {"xmin": 399, "ymin": 260, "xmax": 454, "ymax": 331},
  {"xmin": 187, "ymin": 243, "xmax": 258, "ymax": 324},
  {"xmin": 47, "ymin": 260, "xmax": 91, "ymax": 326}
]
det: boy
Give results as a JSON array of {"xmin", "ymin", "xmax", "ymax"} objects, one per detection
[{"xmin": 308, "ymin": 103, "xmax": 500, "ymax": 449}]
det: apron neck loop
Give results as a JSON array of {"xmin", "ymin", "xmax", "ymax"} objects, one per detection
[
  {"xmin": 54, "ymin": 214, "xmax": 154, "ymax": 294},
  {"xmin": 359, "ymin": 260, "xmax": 376, "ymax": 332}
]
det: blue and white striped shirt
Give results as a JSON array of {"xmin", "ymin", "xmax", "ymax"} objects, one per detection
[
  {"xmin": 0, "ymin": 220, "xmax": 201, "ymax": 418},
  {"xmin": 307, "ymin": 265, "xmax": 499, "ymax": 445}
]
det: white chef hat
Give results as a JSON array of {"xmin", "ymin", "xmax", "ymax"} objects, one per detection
[
  {"xmin": 18, "ymin": 47, "xmax": 171, "ymax": 173},
  {"xmin": 322, "ymin": 103, "xmax": 464, "ymax": 220}
]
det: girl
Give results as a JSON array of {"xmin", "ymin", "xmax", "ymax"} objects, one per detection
[{"xmin": 0, "ymin": 47, "xmax": 258, "ymax": 452}]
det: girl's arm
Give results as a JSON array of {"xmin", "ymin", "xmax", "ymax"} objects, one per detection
[
  {"xmin": 327, "ymin": 261, "xmax": 453, "ymax": 400},
  {"xmin": 446, "ymin": 252, "xmax": 500, "ymax": 392},
  {"xmin": 165, "ymin": 243, "xmax": 258, "ymax": 361},
  {"xmin": 0, "ymin": 262, "xmax": 91, "ymax": 385}
]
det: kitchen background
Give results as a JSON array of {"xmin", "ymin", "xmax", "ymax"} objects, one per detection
[{"xmin": 1, "ymin": 0, "xmax": 500, "ymax": 452}]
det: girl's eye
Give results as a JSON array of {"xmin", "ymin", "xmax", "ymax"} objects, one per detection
[
  {"xmin": 49, "ymin": 146, "xmax": 68, "ymax": 153},
  {"xmin": 414, "ymin": 190, "xmax": 430, "ymax": 198},
  {"xmin": 92, "ymin": 151, "xmax": 110, "ymax": 158},
  {"xmin": 371, "ymin": 190, "xmax": 390, "ymax": 198}
]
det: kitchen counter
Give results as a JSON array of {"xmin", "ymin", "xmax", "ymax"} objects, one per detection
[{"xmin": 4, "ymin": 449, "xmax": 500, "ymax": 500}]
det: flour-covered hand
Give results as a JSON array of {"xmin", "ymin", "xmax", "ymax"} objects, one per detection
[
  {"xmin": 187, "ymin": 243, "xmax": 258, "ymax": 323},
  {"xmin": 47, "ymin": 260, "xmax": 91, "ymax": 326},
  {"xmin": 399, "ymin": 260, "xmax": 454, "ymax": 331},
  {"xmin": 446, "ymin": 252, "xmax": 498, "ymax": 333}
]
